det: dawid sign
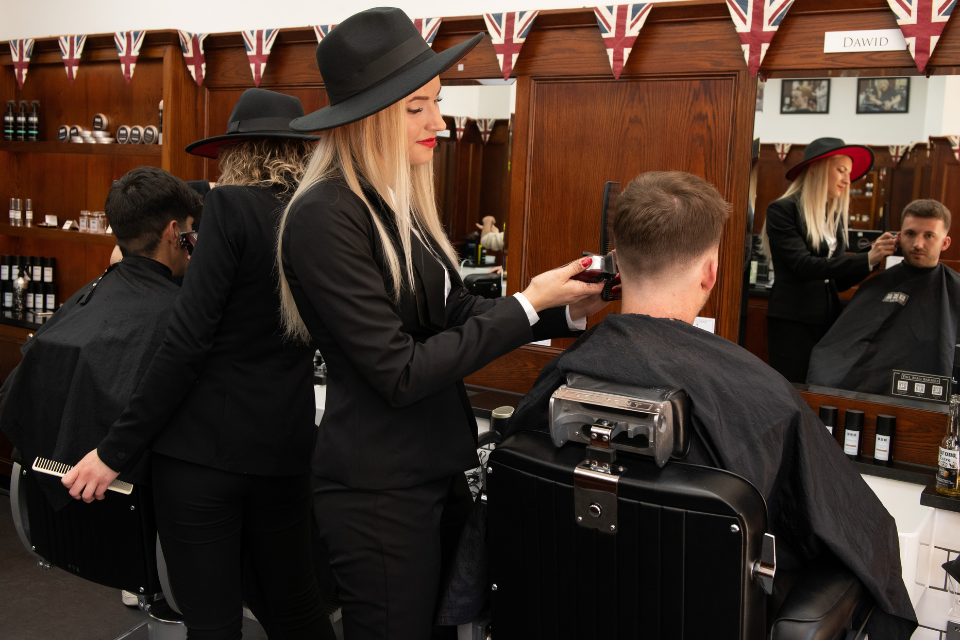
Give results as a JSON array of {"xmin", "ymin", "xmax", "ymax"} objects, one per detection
[{"xmin": 824, "ymin": 29, "xmax": 907, "ymax": 53}]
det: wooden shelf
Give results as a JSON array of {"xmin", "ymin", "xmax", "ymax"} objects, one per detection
[
  {"xmin": 0, "ymin": 141, "xmax": 162, "ymax": 157},
  {"xmin": 0, "ymin": 222, "xmax": 116, "ymax": 246}
]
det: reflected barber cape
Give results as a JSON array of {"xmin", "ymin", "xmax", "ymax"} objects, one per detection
[{"xmin": 807, "ymin": 263, "xmax": 960, "ymax": 394}]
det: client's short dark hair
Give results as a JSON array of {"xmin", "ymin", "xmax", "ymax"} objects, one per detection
[
  {"xmin": 902, "ymin": 198, "xmax": 951, "ymax": 231},
  {"xmin": 613, "ymin": 171, "xmax": 730, "ymax": 278},
  {"xmin": 106, "ymin": 167, "xmax": 203, "ymax": 257}
]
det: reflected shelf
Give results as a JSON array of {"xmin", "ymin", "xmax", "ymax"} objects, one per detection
[
  {"xmin": 0, "ymin": 141, "xmax": 162, "ymax": 157},
  {"xmin": 0, "ymin": 223, "xmax": 116, "ymax": 246}
]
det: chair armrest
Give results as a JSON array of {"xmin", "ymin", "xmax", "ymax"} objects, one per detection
[{"xmin": 769, "ymin": 559, "xmax": 870, "ymax": 640}]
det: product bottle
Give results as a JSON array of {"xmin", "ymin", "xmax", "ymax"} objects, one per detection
[
  {"xmin": 15, "ymin": 101, "xmax": 27, "ymax": 141},
  {"xmin": 874, "ymin": 415, "xmax": 895, "ymax": 464},
  {"xmin": 819, "ymin": 405, "xmax": 838, "ymax": 435},
  {"xmin": 937, "ymin": 346, "xmax": 960, "ymax": 496},
  {"xmin": 44, "ymin": 281, "xmax": 57, "ymax": 312},
  {"xmin": 9, "ymin": 197, "xmax": 21, "ymax": 227},
  {"xmin": 0, "ymin": 279, "xmax": 10, "ymax": 310},
  {"xmin": 43, "ymin": 256, "xmax": 55, "ymax": 284},
  {"xmin": 0, "ymin": 255, "xmax": 8, "ymax": 283},
  {"xmin": 3, "ymin": 101, "xmax": 14, "ymax": 140},
  {"xmin": 843, "ymin": 409, "xmax": 864, "ymax": 459},
  {"xmin": 24, "ymin": 277, "xmax": 35, "ymax": 311},
  {"xmin": 27, "ymin": 101, "xmax": 39, "ymax": 141},
  {"xmin": 23, "ymin": 198, "xmax": 33, "ymax": 227}
]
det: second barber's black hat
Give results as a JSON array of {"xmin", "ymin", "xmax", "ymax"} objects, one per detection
[{"xmin": 291, "ymin": 7, "xmax": 483, "ymax": 131}]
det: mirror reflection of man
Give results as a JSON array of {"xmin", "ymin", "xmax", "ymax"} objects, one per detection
[{"xmin": 808, "ymin": 199, "xmax": 959, "ymax": 394}]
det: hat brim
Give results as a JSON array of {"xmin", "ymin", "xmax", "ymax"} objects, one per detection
[
  {"xmin": 291, "ymin": 32, "xmax": 484, "ymax": 132},
  {"xmin": 185, "ymin": 131, "xmax": 320, "ymax": 159},
  {"xmin": 785, "ymin": 145, "xmax": 874, "ymax": 183}
]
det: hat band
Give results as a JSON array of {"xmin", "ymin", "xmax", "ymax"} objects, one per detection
[
  {"xmin": 227, "ymin": 116, "xmax": 295, "ymax": 134},
  {"xmin": 328, "ymin": 35, "xmax": 431, "ymax": 104}
]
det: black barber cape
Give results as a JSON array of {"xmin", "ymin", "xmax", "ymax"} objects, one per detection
[
  {"xmin": 0, "ymin": 256, "xmax": 180, "ymax": 508},
  {"xmin": 808, "ymin": 262, "xmax": 960, "ymax": 394},
  {"xmin": 508, "ymin": 314, "xmax": 917, "ymax": 638}
]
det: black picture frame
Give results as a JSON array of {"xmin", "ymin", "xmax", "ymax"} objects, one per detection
[
  {"xmin": 856, "ymin": 77, "xmax": 910, "ymax": 114},
  {"xmin": 780, "ymin": 79, "xmax": 831, "ymax": 114}
]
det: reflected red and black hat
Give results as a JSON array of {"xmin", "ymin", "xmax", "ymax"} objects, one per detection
[
  {"xmin": 291, "ymin": 7, "xmax": 483, "ymax": 132},
  {"xmin": 785, "ymin": 137, "xmax": 874, "ymax": 183},
  {"xmin": 186, "ymin": 88, "xmax": 319, "ymax": 159}
]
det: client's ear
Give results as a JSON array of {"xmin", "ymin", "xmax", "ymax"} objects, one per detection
[{"xmin": 700, "ymin": 250, "xmax": 719, "ymax": 293}]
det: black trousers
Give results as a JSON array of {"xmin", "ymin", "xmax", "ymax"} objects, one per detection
[
  {"xmin": 152, "ymin": 454, "xmax": 334, "ymax": 640},
  {"xmin": 767, "ymin": 317, "xmax": 832, "ymax": 383},
  {"xmin": 313, "ymin": 473, "xmax": 473, "ymax": 639}
]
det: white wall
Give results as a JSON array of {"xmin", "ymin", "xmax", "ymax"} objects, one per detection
[
  {"xmin": 754, "ymin": 76, "xmax": 948, "ymax": 146},
  {"xmin": 1, "ymin": 0, "xmax": 690, "ymax": 41}
]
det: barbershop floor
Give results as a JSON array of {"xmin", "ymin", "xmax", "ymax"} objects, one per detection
[{"xmin": 0, "ymin": 487, "xmax": 274, "ymax": 640}]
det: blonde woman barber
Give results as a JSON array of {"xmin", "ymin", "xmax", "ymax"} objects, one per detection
[
  {"xmin": 277, "ymin": 8, "xmax": 606, "ymax": 638},
  {"xmin": 763, "ymin": 137, "xmax": 896, "ymax": 382}
]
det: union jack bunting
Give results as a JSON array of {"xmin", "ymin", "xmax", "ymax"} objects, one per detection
[
  {"xmin": 889, "ymin": 144, "xmax": 910, "ymax": 165},
  {"xmin": 9, "ymin": 39, "xmax": 34, "ymax": 89},
  {"xmin": 725, "ymin": 0, "xmax": 794, "ymax": 77},
  {"xmin": 413, "ymin": 18, "xmax": 442, "ymax": 46},
  {"xmin": 476, "ymin": 118, "xmax": 496, "ymax": 144},
  {"xmin": 593, "ymin": 4, "xmax": 654, "ymax": 80},
  {"xmin": 114, "ymin": 31, "xmax": 146, "ymax": 82},
  {"xmin": 242, "ymin": 29, "xmax": 279, "ymax": 87},
  {"xmin": 178, "ymin": 31, "xmax": 208, "ymax": 86},
  {"xmin": 454, "ymin": 116, "xmax": 469, "ymax": 141},
  {"xmin": 885, "ymin": 0, "xmax": 956, "ymax": 73},
  {"xmin": 59, "ymin": 35, "xmax": 87, "ymax": 81},
  {"xmin": 774, "ymin": 142, "xmax": 792, "ymax": 162},
  {"xmin": 483, "ymin": 11, "xmax": 539, "ymax": 80},
  {"xmin": 313, "ymin": 25, "xmax": 336, "ymax": 44},
  {"xmin": 947, "ymin": 135, "xmax": 960, "ymax": 162}
]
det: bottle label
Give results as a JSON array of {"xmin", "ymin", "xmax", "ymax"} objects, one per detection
[
  {"xmin": 0, "ymin": 265, "xmax": 7, "ymax": 281},
  {"xmin": 938, "ymin": 447, "xmax": 959, "ymax": 490},
  {"xmin": 875, "ymin": 434, "xmax": 890, "ymax": 461},
  {"xmin": 45, "ymin": 293, "xmax": 55, "ymax": 310},
  {"xmin": 24, "ymin": 292, "xmax": 33, "ymax": 309},
  {"xmin": 940, "ymin": 447, "xmax": 959, "ymax": 471},
  {"xmin": 32, "ymin": 265, "xmax": 42, "ymax": 280},
  {"xmin": 844, "ymin": 429, "xmax": 860, "ymax": 456},
  {"xmin": 3, "ymin": 292, "xmax": 11, "ymax": 308},
  {"xmin": 43, "ymin": 267, "xmax": 53, "ymax": 283}
]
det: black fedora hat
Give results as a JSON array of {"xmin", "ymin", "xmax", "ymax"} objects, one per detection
[
  {"xmin": 186, "ymin": 88, "xmax": 319, "ymax": 159},
  {"xmin": 785, "ymin": 137, "xmax": 874, "ymax": 183},
  {"xmin": 290, "ymin": 7, "xmax": 483, "ymax": 132}
]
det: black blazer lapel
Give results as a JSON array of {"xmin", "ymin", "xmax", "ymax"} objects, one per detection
[{"xmin": 411, "ymin": 233, "xmax": 447, "ymax": 331}]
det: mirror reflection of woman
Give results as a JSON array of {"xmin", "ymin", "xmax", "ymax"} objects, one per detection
[{"xmin": 762, "ymin": 137, "xmax": 896, "ymax": 382}]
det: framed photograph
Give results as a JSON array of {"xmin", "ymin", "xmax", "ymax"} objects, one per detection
[
  {"xmin": 780, "ymin": 79, "xmax": 831, "ymax": 114},
  {"xmin": 857, "ymin": 77, "xmax": 910, "ymax": 114}
]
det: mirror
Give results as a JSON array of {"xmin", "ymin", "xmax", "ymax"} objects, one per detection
[
  {"xmin": 433, "ymin": 80, "xmax": 516, "ymax": 274},
  {"xmin": 743, "ymin": 72, "xmax": 960, "ymax": 395}
]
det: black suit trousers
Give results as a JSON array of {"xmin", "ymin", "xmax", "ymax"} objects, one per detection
[
  {"xmin": 313, "ymin": 473, "xmax": 473, "ymax": 639},
  {"xmin": 152, "ymin": 455, "xmax": 334, "ymax": 639}
]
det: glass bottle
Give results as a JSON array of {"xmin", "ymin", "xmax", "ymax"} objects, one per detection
[{"xmin": 937, "ymin": 394, "xmax": 960, "ymax": 497}]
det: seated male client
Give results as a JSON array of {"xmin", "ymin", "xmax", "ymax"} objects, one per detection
[
  {"xmin": 808, "ymin": 199, "xmax": 959, "ymax": 395},
  {"xmin": 507, "ymin": 170, "xmax": 917, "ymax": 638}
]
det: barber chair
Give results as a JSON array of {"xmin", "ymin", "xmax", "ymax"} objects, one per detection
[{"xmin": 486, "ymin": 376, "xmax": 872, "ymax": 639}]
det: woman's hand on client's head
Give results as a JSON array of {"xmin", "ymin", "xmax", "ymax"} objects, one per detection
[{"xmin": 521, "ymin": 257, "xmax": 606, "ymax": 312}]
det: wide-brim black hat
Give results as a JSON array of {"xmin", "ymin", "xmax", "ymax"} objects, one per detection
[
  {"xmin": 785, "ymin": 137, "xmax": 874, "ymax": 183},
  {"xmin": 291, "ymin": 7, "xmax": 483, "ymax": 132},
  {"xmin": 186, "ymin": 88, "xmax": 319, "ymax": 159}
]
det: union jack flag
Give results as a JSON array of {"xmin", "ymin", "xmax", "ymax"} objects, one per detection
[
  {"xmin": 59, "ymin": 35, "xmax": 87, "ymax": 81},
  {"xmin": 242, "ymin": 29, "xmax": 279, "ymax": 87},
  {"xmin": 593, "ymin": 4, "xmax": 654, "ymax": 80},
  {"xmin": 774, "ymin": 142, "xmax": 792, "ymax": 162},
  {"xmin": 114, "ymin": 31, "xmax": 146, "ymax": 82},
  {"xmin": 413, "ymin": 18, "xmax": 443, "ymax": 46},
  {"xmin": 313, "ymin": 25, "xmax": 336, "ymax": 44},
  {"xmin": 453, "ymin": 115, "xmax": 468, "ymax": 141},
  {"xmin": 885, "ymin": 0, "xmax": 956, "ymax": 73},
  {"xmin": 725, "ymin": 0, "xmax": 794, "ymax": 77},
  {"xmin": 178, "ymin": 31, "xmax": 208, "ymax": 86},
  {"xmin": 9, "ymin": 39, "xmax": 34, "ymax": 89},
  {"xmin": 483, "ymin": 11, "xmax": 539, "ymax": 80},
  {"xmin": 476, "ymin": 118, "xmax": 496, "ymax": 144}
]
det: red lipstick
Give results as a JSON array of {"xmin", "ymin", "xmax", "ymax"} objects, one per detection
[{"xmin": 417, "ymin": 137, "xmax": 437, "ymax": 149}]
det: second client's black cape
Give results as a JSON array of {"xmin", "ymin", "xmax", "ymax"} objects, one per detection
[
  {"xmin": 508, "ymin": 314, "xmax": 917, "ymax": 638},
  {"xmin": 808, "ymin": 262, "xmax": 960, "ymax": 394}
]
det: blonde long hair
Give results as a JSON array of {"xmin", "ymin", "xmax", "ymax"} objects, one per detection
[
  {"xmin": 217, "ymin": 139, "xmax": 315, "ymax": 195},
  {"xmin": 277, "ymin": 101, "xmax": 458, "ymax": 343},
  {"xmin": 761, "ymin": 155, "xmax": 851, "ymax": 261}
]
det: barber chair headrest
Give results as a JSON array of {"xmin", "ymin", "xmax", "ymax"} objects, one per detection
[
  {"xmin": 548, "ymin": 374, "xmax": 689, "ymax": 468},
  {"xmin": 463, "ymin": 272, "xmax": 502, "ymax": 299}
]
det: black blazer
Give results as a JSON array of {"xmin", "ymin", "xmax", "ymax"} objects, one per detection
[
  {"xmin": 98, "ymin": 185, "xmax": 316, "ymax": 477},
  {"xmin": 765, "ymin": 195, "xmax": 871, "ymax": 325},
  {"xmin": 282, "ymin": 180, "xmax": 572, "ymax": 489}
]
